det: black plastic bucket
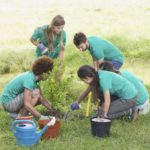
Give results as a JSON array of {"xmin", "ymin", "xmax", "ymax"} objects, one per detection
[{"xmin": 90, "ymin": 117, "xmax": 112, "ymax": 138}]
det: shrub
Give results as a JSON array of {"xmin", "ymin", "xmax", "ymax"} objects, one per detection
[{"xmin": 40, "ymin": 61, "xmax": 75, "ymax": 113}]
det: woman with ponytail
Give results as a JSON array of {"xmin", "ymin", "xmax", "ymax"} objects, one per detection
[
  {"xmin": 70, "ymin": 65, "xmax": 138, "ymax": 120},
  {"xmin": 30, "ymin": 15, "xmax": 66, "ymax": 63}
]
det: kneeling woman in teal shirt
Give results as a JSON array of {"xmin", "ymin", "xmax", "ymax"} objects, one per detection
[
  {"xmin": 30, "ymin": 15, "xmax": 66, "ymax": 63},
  {"xmin": 71, "ymin": 65, "xmax": 138, "ymax": 120},
  {"xmin": 100, "ymin": 61, "xmax": 150, "ymax": 116}
]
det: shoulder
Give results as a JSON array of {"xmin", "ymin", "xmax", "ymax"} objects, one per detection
[
  {"xmin": 24, "ymin": 71, "xmax": 35, "ymax": 80},
  {"xmin": 34, "ymin": 25, "xmax": 48, "ymax": 33},
  {"xmin": 88, "ymin": 36, "xmax": 104, "ymax": 46}
]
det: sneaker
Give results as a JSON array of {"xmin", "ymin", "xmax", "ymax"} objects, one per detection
[
  {"xmin": 128, "ymin": 108, "xmax": 139, "ymax": 121},
  {"xmin": 9, "ymin": 112, "xmax": 18, "ymax": 119}
]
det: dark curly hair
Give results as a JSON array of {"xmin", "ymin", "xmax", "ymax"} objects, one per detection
[
  {"xmin": 73, "ymin": 32, "xmax": 87, "ymax": 46},
  {"xmin": 32, "ymin": 56, "xmax": 53, "ymax": 75}
]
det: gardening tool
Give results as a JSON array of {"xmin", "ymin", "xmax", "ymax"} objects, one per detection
[
  {"xmin": 64, "ymin": 103, "xmax": 81, "ymax": 120},
  {"xmin": 11, "ymin": 117, "xmax": 56, "ymax": 146},
  {"xmin": 63, "ymin": 108, "xmax": 71, "ymax": 120},
  {"xmin": 86, "ymin": 92, "xmax": 92, "ymax": 117}
]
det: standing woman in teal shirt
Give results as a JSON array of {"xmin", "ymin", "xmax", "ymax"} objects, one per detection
[
  {"xmin": 71, "ymin": 65, "xmax": 137, "ymax": 120},
  {"xmin": 30, "ymin": 15, "xmax": 66, "ymax": 63}
]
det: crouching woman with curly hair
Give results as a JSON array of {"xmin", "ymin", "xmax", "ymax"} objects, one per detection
[{"xmin": 0, "ymin": 56, "xmax": 53, "ymax": 120}]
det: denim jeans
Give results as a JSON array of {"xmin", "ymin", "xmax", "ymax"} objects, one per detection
[
  {"xmin": 98, "ymin": 96, "xmax": 137, "ymax": 119},
  {"xmin": 110, "ymin": 60, "xmax": 123, "ymax": 70}
]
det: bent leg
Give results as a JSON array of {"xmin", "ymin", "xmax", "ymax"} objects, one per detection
[
  {"xmin": 3, "ymin": 93, "xmax": 24, "ymax": 113},
  {"xmin": 107, "ymin": 97, "xmax": 137, "ymax": 119}
]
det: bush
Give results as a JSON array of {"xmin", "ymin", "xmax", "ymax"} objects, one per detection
[
  {"xmin": 0, "ymin": 63, "xmax": 10, "ymax": 74},
  {"xmin": 0, "ymin": 51, "xmax": 34, "ymax": 74},
  {"xmin": 40, "ymin": 61, "xmax": 75, "ymax": 113}
]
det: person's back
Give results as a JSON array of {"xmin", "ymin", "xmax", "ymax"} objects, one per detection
[
  {"xmin": 88, "ymin": 36, "xmax": 124, "ymax": 64},
  {"xmin": 121, "ymin": 70, "xmax": 149, "ymax": 106},
  {"xmin": 98, "ymin": 70, "xmax": 137, "ymax": 100},
  {"xmin": 1, "ymin": 71, "xmax": 37, "ymax": 104}
]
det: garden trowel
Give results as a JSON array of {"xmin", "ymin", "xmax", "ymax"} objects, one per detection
[{"xmin": 63, "ymin": 108, "xmax": 71, "ymax": 120}]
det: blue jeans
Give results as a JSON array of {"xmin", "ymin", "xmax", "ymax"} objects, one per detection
[{"xmin": 110, "ymin": 60, "xmax": 123, "ymax": 70}]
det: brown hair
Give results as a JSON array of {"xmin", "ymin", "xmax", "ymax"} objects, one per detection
[
  {"xmin": 77, "ymin": 65, "xmax": 99, "ymax": 104},
  {"xmin": 45, "ymin": 15, "xmax": 65, "ymax": 51},
  {"xmin": 99, "ymin": 61, "xmax": 120, "ymax": 74},
  {"xmin": 32, "ymin": 56, "xmax": 53, "ymax": 75},
  {"xmin": 73, "ymin": 32, "xmax": 87, "ymax": 46}
]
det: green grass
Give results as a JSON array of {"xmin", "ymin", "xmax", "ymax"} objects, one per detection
[
  {"xmin": 0, "ymin": 0, "xmax": 150, "ymax": 149},
  {"xmin": 0, "ymin": 111, "xmax": 150, "ymax": 150}
]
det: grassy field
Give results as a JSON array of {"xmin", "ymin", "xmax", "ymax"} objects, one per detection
[{"xmin": 0, "ymin": 0, "xmax": 150, "ymax": 149}]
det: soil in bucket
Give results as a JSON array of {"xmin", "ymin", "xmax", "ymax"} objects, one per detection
[
  {"xmin": 91, "ymin": 117, "xmax": 112, "ymax": 138},
  {"xmin": 38, "ymin": 119, "xmax": 61, "ymax": 140}
]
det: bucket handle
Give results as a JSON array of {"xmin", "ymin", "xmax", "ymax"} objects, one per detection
[{"xmin": 11, "ymin": 120, "xmax": 36, "ymax": 133}]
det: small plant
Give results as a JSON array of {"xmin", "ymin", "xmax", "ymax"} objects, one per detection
[{"xmin": 40, "ymin": 61, "xmax": 74, "ymax": 113}]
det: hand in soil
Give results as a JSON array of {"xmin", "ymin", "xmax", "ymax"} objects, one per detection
[{"xmin": 42, "ymin": 109, "xmax": 64, "ymax": 119}]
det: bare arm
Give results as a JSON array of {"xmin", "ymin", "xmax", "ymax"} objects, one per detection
[
  {"xmin": 76, "ymin": 86, "xmax": 91, "ymax": 104},
  {"xmin": 97, "ymin": 58, "xmax": 104, "ymax": 70},
  {"xmin": 102, "ymin": 91, "xmax": 111, "ymax": 117},
  {"xmin": 39, "ymin": 96, "xmax": 52, "ymax": 110},
  {"xmin": 93, "ymin": 57, "xmax": 98, "ymax": 71},
  {"xmin": 30, "ymin": 38, "xmax": 39, "ymax": 47},
  {"xmin": 38, "ymin": 88, "xmax": 52, "ymax": 110},
  {"xmin": 24, "ymin": 89, "xmax": 41, "ymax": 117}
]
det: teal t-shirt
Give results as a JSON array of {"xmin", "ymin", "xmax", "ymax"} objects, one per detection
[
  {"xmin": 121, "ymin": 70, "xmax": 149, "ymax": 106},
  {"xmin": 98, "ymin": 70, "xmax": 137, "ymax": 100},
  {"xmin": 31, "ymin": 25, "xmax": 67, "ymax": 58},
  {"xmin": 88, "ymin": 36, "xmax": 124, "ymax": 63},
  {"xmin": 0, "ymin": 71, "xmax": 37, "ymax": 104}
]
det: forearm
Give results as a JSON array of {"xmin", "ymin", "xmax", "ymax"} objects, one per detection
[
  {"xmin": 102, "ymin": 91, "xmax": 111, "ymax": 116},
  {"xmin": 40, "ymin": 99, "xmax": 52, "ymax": 110},
  {"xmin": 76, "ymin": 86, "xmax": 91, "ymax": 104},
  {"xmin": 38, "ymin": 92, "xmax": 52, "ymax": 110},
  {"xmin": 93, "ymin": 59, "xmax": 98, "ymax": 71},
  {"xmin": 24, "ymin": 104, "xmax": 41, "ymax": 117},
  {"xmin": 102, "ymin": 101, "xmax": 110, "ymax": 116}
]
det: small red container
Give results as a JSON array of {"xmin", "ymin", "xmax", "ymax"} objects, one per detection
[
  {"xmin": 16, "ymin": 116, "xmax": 33, "ymax": 120},
  {"xmin": 16, "ymin": 116, "xmax": 33, "ymax": 124},
  {"xmin": 38, "ymin": 119, "xmax": 61, "ymax": 140}
]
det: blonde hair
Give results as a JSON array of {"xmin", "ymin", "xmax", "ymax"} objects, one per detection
[{"xmin": 45, "ymin": 15, "xmax": 65, "ymax": 51}]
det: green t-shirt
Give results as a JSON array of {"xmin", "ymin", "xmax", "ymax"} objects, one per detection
[
  {"xmin": 31, "ymin": 25, "xmax": 67, "ymax": 58},
  {"xmin": 121, "ymin": 70, "xmax": 149, "ymax": 106},
  {"xmin": 0, "ymin": 71, "xmax": 37, "ymax": 104},
  {"xmin": 98, "ymin": 70, "xmax": 137, "ymax": 100},
  {"xmin": 88, "ymin": 36, "xmax": 124, "ymax": 63}
]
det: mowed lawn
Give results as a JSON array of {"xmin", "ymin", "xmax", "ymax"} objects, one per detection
[{"xmin": 0, "ymin": 0, "xmax": 150, "ymax": 149}]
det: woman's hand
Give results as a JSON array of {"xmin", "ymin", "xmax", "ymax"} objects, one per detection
[{"xmin": 37, "ymin": 43, "xmax": 49, "ymax": 54}]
